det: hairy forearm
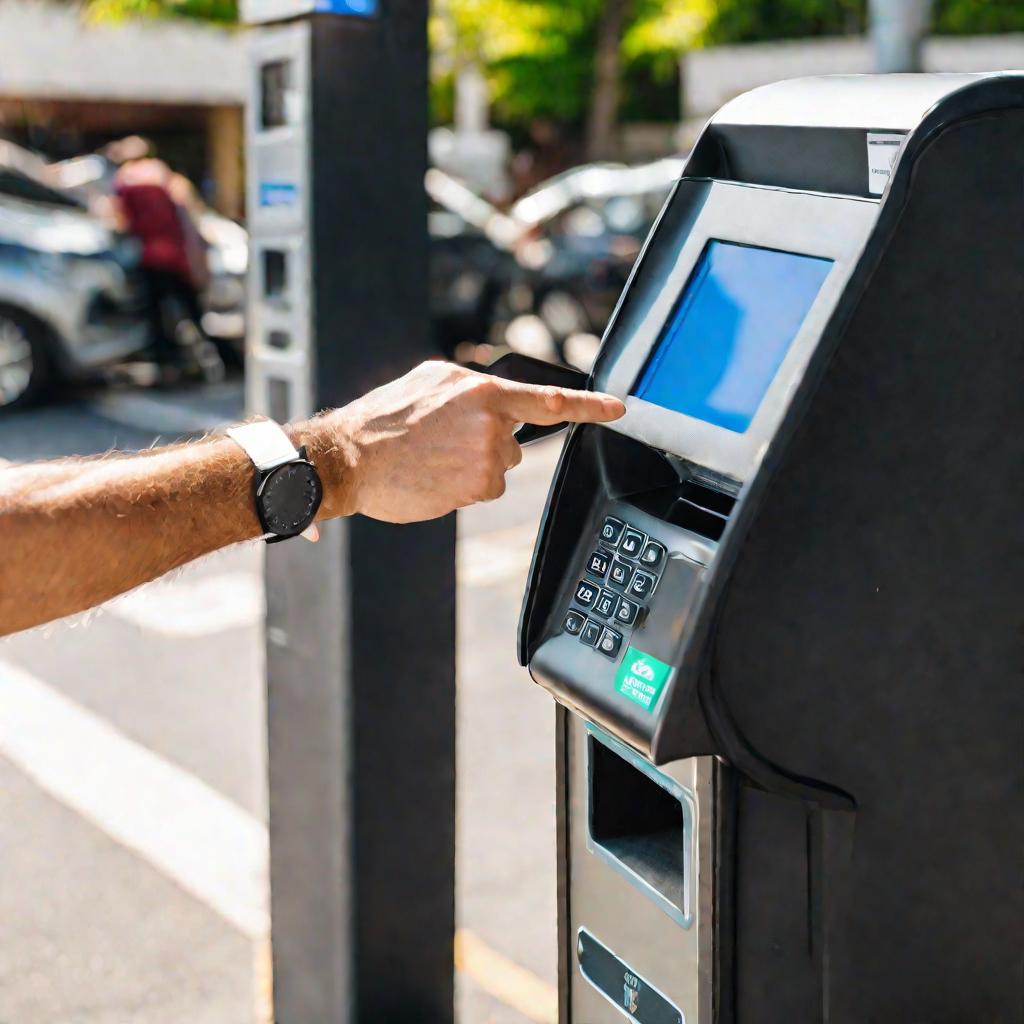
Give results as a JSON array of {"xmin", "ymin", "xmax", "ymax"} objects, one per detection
[
  {"xmin": 0, "ymin": 360, "xmax": 624, "ymax": 638},
  {"xmin": 0, "ymin": 438, "xmax": 263, "ymax": 637}
]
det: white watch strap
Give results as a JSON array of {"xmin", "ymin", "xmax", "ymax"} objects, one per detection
[{"xmin": 226, "ymin": 420, "xmax": 301, "ymax": 471}]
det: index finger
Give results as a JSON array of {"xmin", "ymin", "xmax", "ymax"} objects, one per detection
[{"xmin": 492, "ymin": 380, "xmax": 626, "ymax": 426}]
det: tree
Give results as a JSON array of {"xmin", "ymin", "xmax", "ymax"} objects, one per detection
[{"xmin": 586, "ymin": 0, "xmax": 634, "ymax": 160}]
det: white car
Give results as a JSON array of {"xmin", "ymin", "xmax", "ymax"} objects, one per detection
[{"xmin": 0, "ymin": 195, "xmax": 148, "ymax": 410}]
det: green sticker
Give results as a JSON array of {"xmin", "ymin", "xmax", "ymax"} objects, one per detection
[{"xmin": 615, "ymin": 647, "xmax": 673, "ymax": 712}]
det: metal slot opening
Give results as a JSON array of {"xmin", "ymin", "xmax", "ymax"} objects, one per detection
[
  {"xmin": 588, "ymin": 729, "xmax": 692, "ymax": 925},
  {"xmin": 630, "ymin": 478, "xmax": 736, "ymax": 542},
  {"xmin": 262, "ymin": 250, "xmax": 289, "ymax": 306},
  {"xmin": 267, "ymin": 329, "xmax": 292, "ymax": 350},
  {"xmin": 260, "ymin": 60, "xmax": 294, "ymax": 129}
]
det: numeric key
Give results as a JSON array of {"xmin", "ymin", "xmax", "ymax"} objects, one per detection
[
  {"xmin": 563, "ymin": 609, "xmax": 586, "ymax": 635},
  {"xmin": 585, "ymin": 549, "xmax": 611, "ymax": 580},
  {"xmin": 593, "ymin": 589, "xmax": 618, "ymax": 619},
  {"xmin": 597, "ymin": 627, "xmax": 623, "ymax": 658},
  {"xmin": 580, "ymin": 619, "xmax": 602, "ymax": 647},
  {"xmin": 614, "ymin": 597, "xmax": 640, "ymax": 626},
  {"xmin": 599, "ymin": 516, "xmax": 625, "ymax": 545},
  {"xmin": 640, "ymin": 540, "xmax": 665, "ymax": 568},
  {"xmin": 619, "ymin": 527, "xmax": 646, "ymax": 559},
  {"xmin": 627, "ymin": 569, "xmax": 658, "ymax": 601}
]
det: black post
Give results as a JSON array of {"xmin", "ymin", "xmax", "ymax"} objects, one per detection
[{"xmin": 244, "ymin": 3, "xmax": 455, "ymax": 1020}]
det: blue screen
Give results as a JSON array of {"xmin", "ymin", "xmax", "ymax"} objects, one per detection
[{"xmin": 632, "ymin": 241, "xmax": 833, "ymax": 433}]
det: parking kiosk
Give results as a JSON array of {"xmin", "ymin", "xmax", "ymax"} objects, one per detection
[{"xmin": 519, "ymin": 74, "xmax": 1024, "ymax": 1023}]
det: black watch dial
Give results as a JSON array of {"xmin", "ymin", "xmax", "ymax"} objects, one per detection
[{"xmin": 256, "ymin": 460, "xmax": 323, "ymax": 537}]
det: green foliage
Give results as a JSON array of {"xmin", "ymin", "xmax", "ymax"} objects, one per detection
[
  {"xmin": 703, "ymin": 0, "xmax": 865, "ymax": 45},
  {"xmin": 87, "ymin": 0, "xmax": 237, "ymax": 24},
  {"xmin": 933, "ymin": 0, "xmax": 1024, "ymax": 35},
  {"xmin": 432, "ymin": 0, "xmax": 605, "ymax": 125},
  {"xmin": 431, "ymin": 0, "xmax": 711, "ymax": 128}
]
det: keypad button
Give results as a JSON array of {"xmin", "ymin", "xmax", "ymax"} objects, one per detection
[
  {"xmin": 564, "ymin": 609, "xmax": 586, "ymax": 635},
  {"xmin": 614, "ymin": 597, "xmax": 640, "ymax": 626},
  {"xmin": 585, "ymin": 549, "xmax": 611, "ymax": 580},
  {"xmin": 608, "ymin": 560, "xmax": 634, "ymax": 590},
  {"xmin": 597, "ymin": 627, "xmax": 623, "ymax": 658},
  {"xmin": 640, "ymin": 540, "xmax": 665, "ymax": 568},
  {"xmin": 627, "ymin": 569, "xmax": 658, "ymax": 601},
  {"xmin": 580, "ymin": 619, "xmax": 602, "ymax": 647},
  {"xmin": 599, "ymin": 516, "xmax": 625, "ymax": 545},
  {"xmin": 619, "ymin": 528, "xmax": 647, "ymax": 559},
  {"xmin": 574, "ymin": 580, "xmax": 599, "ymax": 608},
  {"xmin": 593, "ymin": 589, "xmax": 618, "ymax": 619}
]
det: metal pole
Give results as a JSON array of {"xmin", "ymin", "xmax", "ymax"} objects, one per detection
[
  {"xmin": 869, "ymin": 0, "xmax": 933, "ymax": 73},
  {"xmin": 243, "ymin": 3, "xmax": 455, "ymax": 1021}
]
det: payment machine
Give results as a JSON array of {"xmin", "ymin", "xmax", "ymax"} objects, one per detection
[{"xmin": 518, "ymin": 74, "xmax": 1024, "ymax": 1023}]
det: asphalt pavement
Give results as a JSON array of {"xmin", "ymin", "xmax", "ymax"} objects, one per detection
[{"xmin": 0, "ymin": 380, "xmax": 560, "ymax": 1024}]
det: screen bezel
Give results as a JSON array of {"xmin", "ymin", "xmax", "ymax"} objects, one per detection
[{"xmin": 593, "ymin": 179, "xmax": 878, "ymax": 483}]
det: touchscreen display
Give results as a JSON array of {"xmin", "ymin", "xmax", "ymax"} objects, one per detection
[{"xmin": 632, "ymin": 241, "xmax": 833, "ymax": 433}]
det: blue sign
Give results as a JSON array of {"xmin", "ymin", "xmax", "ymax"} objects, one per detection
[
  {"xmin": 313, "ymin": 0, "xmax": 377, "ymax": 14},
  {"xmin": 259, "ymin": 182, "xmax": 299, "ymax": 208}
]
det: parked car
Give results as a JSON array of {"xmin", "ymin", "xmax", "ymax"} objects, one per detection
[
  {"xmin": 196, "ymin": 209, "xmax": 248, "ymax": 363},
  {"xmin": 507, "ymin": 159, "xmax": 683, "ymax": 368},
  {"xmin": 426, "ymin": 160, "xmax": 683, "ymax": 369},
  {"xmin": 427, "ymin": 169, "xmax": 520, "ymax": 359},
  {"xmin": 0, "ymin": 195, "xmax": 148, "ymax": 410}
]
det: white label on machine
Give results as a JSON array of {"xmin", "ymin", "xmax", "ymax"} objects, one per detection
[{"xmin": 866, "ymin": 133, "xmax": 906, "ymax": 196}]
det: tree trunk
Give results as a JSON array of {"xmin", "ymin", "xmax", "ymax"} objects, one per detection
[{"xmin": 586, "ymin": 0, "xmax": 632, "ymax": 162}]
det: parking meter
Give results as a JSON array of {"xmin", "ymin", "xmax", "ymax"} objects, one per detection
[
  {"xmin": 519, "ymin": 74, "xmax": 1024, "ymax": 1023},
  {"xmin": 243, "ymin": 4, "xmax": 455, "ymax": 1023}
]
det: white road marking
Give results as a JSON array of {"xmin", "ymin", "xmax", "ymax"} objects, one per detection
[
  {"xmin": 0, "ymin": 659, "xmax": 269, "ymax": 939},
  {"xmin": 99, "ymin": 524, "xmax": 533, "ymax": 639},
  {"xmin": 86, "ymin": 389, "xmax": 240, "ymax": 437},
  {"xmin": 455, "ymin": 928, "xmax": 558, "ymax": 1024},
  {"xmin": 107, "ymin": 571, "xmax": 263, "ymax": 638}
]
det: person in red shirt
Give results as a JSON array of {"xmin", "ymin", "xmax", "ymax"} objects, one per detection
[{"xmin": 114, "ymin": 157, "xmax": 220, "ymax": 381}]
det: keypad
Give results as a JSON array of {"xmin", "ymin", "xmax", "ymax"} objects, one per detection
[{"xmin": 563, "ymin": 513, "xmax": 667, "ymax": 660}]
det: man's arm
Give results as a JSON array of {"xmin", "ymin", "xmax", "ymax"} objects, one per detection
[{"xmin": 0, "ymin": 362, "xmax": 624, "ymax": 637}]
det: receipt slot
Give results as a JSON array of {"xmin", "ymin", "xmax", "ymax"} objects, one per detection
[{"xmin": 518, "ymin": 74, "xmax": 1024, "ymax": 1023}]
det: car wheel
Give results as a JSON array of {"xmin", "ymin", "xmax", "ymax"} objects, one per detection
[{"xmin": 0, "ymin": 307, "xmax": 51, "ymax": 412}]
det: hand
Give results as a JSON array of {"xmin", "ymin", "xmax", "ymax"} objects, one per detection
[{"xmin": 300, "ymin": 361, "xmax": 625, "ymax": 524}]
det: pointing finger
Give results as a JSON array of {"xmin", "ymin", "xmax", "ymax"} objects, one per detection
[{"xmin": 493, "ymin": 381, "xmax": 625, "ymax": 426}]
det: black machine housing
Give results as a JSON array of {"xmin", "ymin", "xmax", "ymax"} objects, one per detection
[{"xmin": 518, "ymin": 74, "xmax": 1024, "ymax": 1023}]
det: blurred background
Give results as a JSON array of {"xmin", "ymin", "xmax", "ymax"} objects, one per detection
[{"xmin": 0, "ymin": 2, "xmax": 1020, "ymax": 1022}]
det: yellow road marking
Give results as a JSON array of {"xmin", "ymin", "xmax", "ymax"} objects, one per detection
[{"xmin": 455, "ymin": 928, "xmax": 558, "ymax": 1024}]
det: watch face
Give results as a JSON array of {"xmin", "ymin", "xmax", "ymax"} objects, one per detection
[{"xmin": 257, "ymin": 461, "xmax": 323, "ymax": 537}]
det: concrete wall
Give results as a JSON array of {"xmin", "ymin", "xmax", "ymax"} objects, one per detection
[
  {"xmin": 0, "ymin": 0, "xmax": 247, "ymax": 105},
  {"xmin": 683, "ymin": 34, "xmax": 1024, "ymax": 117}
]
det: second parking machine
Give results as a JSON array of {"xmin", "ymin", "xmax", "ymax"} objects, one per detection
[{"xmin": 518, "ymin": 73, "xmax": 1024, "ymax": 1024}]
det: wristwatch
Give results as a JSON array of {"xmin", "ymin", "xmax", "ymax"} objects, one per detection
[{"xmin": 226, "ymin": 420, "xmax": 323, "ymax": 543}]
